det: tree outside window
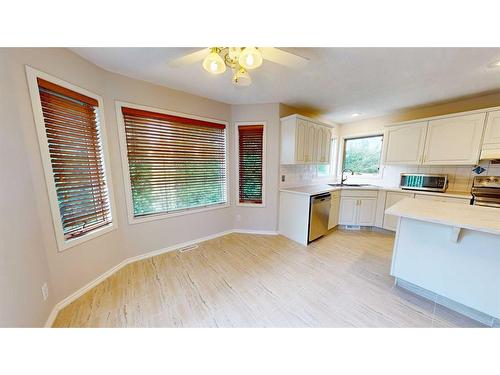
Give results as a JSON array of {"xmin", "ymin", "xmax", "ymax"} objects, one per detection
[{"xmin": 343, "ymin": 135, "xmax": 383, "ymax": 175}]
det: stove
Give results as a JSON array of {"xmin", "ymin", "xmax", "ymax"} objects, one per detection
[{"xmin": 471, "ymin": 176, "xmax": 500, "ymax": 208}]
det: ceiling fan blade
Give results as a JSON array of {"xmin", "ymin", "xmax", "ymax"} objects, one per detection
[
  {"xmin": 169, "ymin": 48, "xmax": 210, "ymax": 67},
  {"xmin": 260, "ymin": 47, "xmax": 309, "ymax": 69}
]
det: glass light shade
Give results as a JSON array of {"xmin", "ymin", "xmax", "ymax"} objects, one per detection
[
  {"xmin": 232, "ymin": 68, "xmax": 252, "ymax": 86},
  {"xmin": 202, "ymin": 51, "xmax": 226, "ymax": 74},
  {"xmin": 238, "ymin": 47, "xmax": 263, "ymax": 70}
]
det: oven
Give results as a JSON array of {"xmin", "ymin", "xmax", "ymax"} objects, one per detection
[{"xmin": 471, "ymin": 176, "xmax": 500, "ymax": 208}]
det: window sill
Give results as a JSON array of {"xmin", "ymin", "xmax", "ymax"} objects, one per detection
[
  {"xmin": 127, "ymin": 203, "xmax": 230, "ymax": 225},
  {"xmin": 57, "ymin": 223, "xmax": 117, "ymax": 252},
  {"xmin": 236, "ymin": 202, "xmax": 266, "ymax": 208}
]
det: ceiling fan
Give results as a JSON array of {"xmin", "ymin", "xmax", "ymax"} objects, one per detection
[{"xmin": 169, "ymin": 47, "xmax": 309, "ymax": 86}]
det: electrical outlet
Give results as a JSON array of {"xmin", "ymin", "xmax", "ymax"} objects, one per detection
[
  {"xmin": 281, "ymin": 175, "xmax": 286, "ymax": 182},
  {"xmin": 41, "ymin": 282, "xmax": 49, "ymax": 301}
]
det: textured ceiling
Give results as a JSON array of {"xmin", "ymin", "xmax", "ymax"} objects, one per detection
[{"xmin": 71, "ymin": 47, "xmax": 500, "ymax": 123}]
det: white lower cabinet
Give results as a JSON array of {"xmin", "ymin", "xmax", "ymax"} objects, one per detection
[
  {"xmin": 357, "ymin": 198, "xmax": 377, "ymax": 226},
  {"xmin": 328, "ymin": 193, "xmax": 340, "ymax": 229},
  {"xmin": 339, "ymin": 190, "xmax": 378, "ymax": 226},
  {"xmin": 339, "ymin": 197, "xmax": 358, "ymax": 225},
  {"xmin": 383, "ymin": 192, "xmax": 414, "ymax": 231}
]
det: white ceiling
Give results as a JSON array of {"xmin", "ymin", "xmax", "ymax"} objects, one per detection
[{"xmin": 71, "ymin": 48, "xmax": 500, "ymax": 124}]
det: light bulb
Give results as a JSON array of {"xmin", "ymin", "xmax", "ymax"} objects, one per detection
[
  {"xmin": 202, "ymin": 49, "xmax": 226, "ymax": 74},
  {"xmin": 232, "ymin": 67, "xmax": 252, "ymax": 86},
  {"xmin": 239, "ymin": 47, "xmax": 263, "ymax": 70}
]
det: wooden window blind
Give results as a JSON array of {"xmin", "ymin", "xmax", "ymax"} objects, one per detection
[
  {"xmin": 238, "ymin": 125, "xmax": 264, "ymax": 204},
  {"xmin": 121, "ymin": 107, "xmax": 227, "ymax": 218},
  {"xmin": 37, "ymin": 78, "xmax": 112, "ymax": 240}
]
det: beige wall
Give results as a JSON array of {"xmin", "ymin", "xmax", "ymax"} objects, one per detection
[
  {"xmin": 338, "ymin": 92, "xmax": 500, "ymax": 187},
  {"xmin": 0, "ymin": 48, "xmax": 232, "ymax": 326},
  {"xmin": 0, "ymin": 49, "xmax": 53, "ymax": 327},
  {"xmin": 340, "ymin": 91, "xmax": 500, "ymax": 137}
]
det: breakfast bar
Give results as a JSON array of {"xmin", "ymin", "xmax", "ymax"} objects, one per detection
[{"xmin": 386, "ymin": 198, "xmax": 500, "ymax": 326}]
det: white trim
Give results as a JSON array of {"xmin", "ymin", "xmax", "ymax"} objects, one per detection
[
  {"xmin": 44, "ymin": 229, "xmax": 278, "ymax": 327},
  {"xmin": 25, "ymin": 66, "xmax": 118, "ymax": 252},
  {"xmin": 115, "ymin": 100, "xmax": 230, "ymax": 225},
  {"xmin": 235, "ymin": 121, "xmax": 267, "ymax": 207}
]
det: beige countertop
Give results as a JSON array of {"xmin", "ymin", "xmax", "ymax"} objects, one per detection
[
  {"xmin": 279, "ymin": 184, "xmax": 472, "ymax": 199},
  {"xmin": 385, "ymin": 198, "xmax": 500, "ymax": 236}
]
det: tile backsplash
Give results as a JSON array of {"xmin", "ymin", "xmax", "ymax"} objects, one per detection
[{"xmin": 280, "ymin": 161, "xmax": 500, "ymax": 192}]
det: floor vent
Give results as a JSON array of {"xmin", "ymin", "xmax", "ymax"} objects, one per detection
[
  {"xmin": 178, "ymin": 244, "xmax": 199, "ymax": 253},
  {"xmin": 345, "ymin": 225, "xmax": 361, "ymax": 230}
]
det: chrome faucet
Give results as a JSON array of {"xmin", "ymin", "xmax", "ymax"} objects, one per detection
[{"xmin": 341, "ymin": 169, "xmax": 354, "ymax": 185}]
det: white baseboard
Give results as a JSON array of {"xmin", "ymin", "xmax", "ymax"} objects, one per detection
[{"xmin": 44, "ymin": 229, "xmax": 277, "ymax": 327}]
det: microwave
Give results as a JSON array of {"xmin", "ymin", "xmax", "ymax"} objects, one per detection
[{"xmin": 400, "ymin": 173, "xmax": 448, "ymax": 192}]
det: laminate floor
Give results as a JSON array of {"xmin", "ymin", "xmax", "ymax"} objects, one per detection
[{"xmin": 52, "ymin": 229, "xmax": 485, "ymax": 327}]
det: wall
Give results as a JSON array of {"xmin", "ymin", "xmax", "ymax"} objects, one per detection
[
  {"xmin": 103, "ymin": 71, "xmax": 232, "ymax": 259},
  {"xmin": 0, "ymin": 50, "xmax": 53, "ymax": 327},
  {"xmin": 231, "ymin": 104, "xmax": 280, "ymax": 231},
  {"xmin": 338, "ymin": 94, "xmax": 500, "ymax": 190},
  {"xmin": 0, "ymin": 48, "xmax": 233, "ymax": 326}
]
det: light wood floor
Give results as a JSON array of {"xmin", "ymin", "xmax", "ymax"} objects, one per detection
[{"xmin": 53, "ymin": 229, "xmax": 485, "ymax": 327}]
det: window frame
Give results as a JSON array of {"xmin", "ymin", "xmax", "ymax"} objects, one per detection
[
  {"xmin": 235, "ymin": 121, "xmax": 267, "ymax": 207},
  {"xmin": 339, "ymin": 133, "xmax": 384, "ymax": 180},
  {"xmin": 25, "ymin": 66, "xmax": 117, "ymax": 252},
  {"xmin": 115, "ymin": 101, "xmax": 230, "ymax": 225}
]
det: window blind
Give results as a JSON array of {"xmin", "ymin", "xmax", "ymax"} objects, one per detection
[
  {"xmin": 238, "ymin": 125, "xmax": 264, "ymax": 204},
  {"xmin": 37, "ymin": 78, "xmax": 112, "ymax": 240},
  {"xmin": 121, "ymin": 107, "xmax": 227, "ymax": 218}
]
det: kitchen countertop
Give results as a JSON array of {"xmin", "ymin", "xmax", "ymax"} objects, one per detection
[
  {"xmin": 385, "ymin": 198, "xmax": 500, "ymax": 236},
  {"xmin": 279, "ymin": 183, "xmax": 472, "ymax": 199}
]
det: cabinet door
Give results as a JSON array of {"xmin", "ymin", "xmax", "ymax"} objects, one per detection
[
  {"xmin": 384, "ymin": 122, "xmax": 427, "ymax": 164},
  {"xmin": 339, "ymin": 197, "xmax": 358, "ymax": 225},
  {"xmin": 328, "ymin": 196, "xmax": 340, "ymax": 229},
  {"xmin": 305, "ymin": 122, "xmax": 316, "ymax": 163},
  {"xmin": 295, "ymin": 119, "xmax": 308, "ymax": 162},
  {"xmin": 357, "ymin": 198, "xmax": 377, "ymax": 226},
  {"xmin": 383, "ymin": 192, "xmax": 414, "ymax": 231},
  {"xmin": 423, "ymin": 113, "xmax": 486, "ymax": 165},
  {"xmin": 317, "ymin": 127, "xmax": 331, "ymax": 164},
  {"xmin": 484, "ymin": 110, "xmax": 500, "ymax": 145}
]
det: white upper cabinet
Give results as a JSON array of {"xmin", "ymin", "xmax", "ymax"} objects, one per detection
[
  {"xmin": 484, "ymin": 111, "xmax": 500, "ymax": 144},
  {"xmin": 280, "ymin": 114, "xmax": 333, "ymax": 165},
  {"xmin": 384, "ymin": 122, "xmax": 428, "ymax": 165},
  {"xmin": 422, "ymin": 113, "xmax": 486, "ymax": 165}
]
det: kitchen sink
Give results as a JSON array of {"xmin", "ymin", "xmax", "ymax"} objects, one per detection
[{"xmin": 328, "ymin": 183, "xmax": 372, "ymax": 187}]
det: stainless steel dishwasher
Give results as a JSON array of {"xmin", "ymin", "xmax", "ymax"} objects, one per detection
[{"xmin": 308, "ymin": 193, "xmax": 331, "ymax": 243}]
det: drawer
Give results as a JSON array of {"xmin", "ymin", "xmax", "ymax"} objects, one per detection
[{"xmin": 341, "ymin": 189, "xmax": 378, "ymax": 198}]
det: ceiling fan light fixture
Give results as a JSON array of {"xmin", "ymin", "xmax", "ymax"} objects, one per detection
[
  {"xmin": 232, "ymin": 67, "xmax": 252, "ymax": 86},
  {"xmin": 228, "ymin": 47, "xmax": 241, "ymax": 61},
  {"xmin": 202, "ymin": 48, "xmax": 226, "ymax": 74},
  {"xmin": 239, "ymin": 47, "xmax": 263, "ymax": 70}
]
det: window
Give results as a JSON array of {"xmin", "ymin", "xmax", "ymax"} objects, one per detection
[
  {"xmin": 119, "ymin": 105, "xmax": 228, "ymax": 220},
  {"xmin": 343, "ymin": 135, "xmax": 383, "ymax": 175},
  {"xmin": 317, "ymin": 137, "xmax": 337, "ymax": 178},
  {"xmin": 26, "ymin": 67, "xmax": 115, "ymax": 251},
  {"xmin": 237, "ymin": 123, "xmax": 265, "ymax": 205}
]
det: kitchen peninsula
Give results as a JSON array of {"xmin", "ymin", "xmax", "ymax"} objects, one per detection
[{"xmin": 386, "ymin": 198, "xmax": 500, "ymax": 326}]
